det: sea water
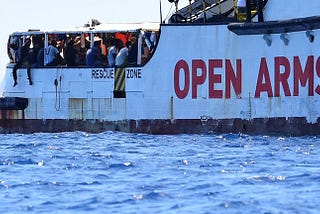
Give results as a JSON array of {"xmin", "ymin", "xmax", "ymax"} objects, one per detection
[{"xmin": 0, "ymin": 132, "xmax": 319, "ymax": 213}]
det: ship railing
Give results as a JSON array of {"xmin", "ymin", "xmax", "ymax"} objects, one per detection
[
  {"xmin": 168, "ymin": 0, "xmax": 268, "ymax": 23},
  {"xmin": 169, "ymin": 0, "xmax": 236, "ymax": 23},
  {"xmin": 7, "ymin": 25, "xmax": 160, "ymax": 70}
]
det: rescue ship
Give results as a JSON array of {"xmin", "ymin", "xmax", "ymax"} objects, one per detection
[{"xmin": 1, "ymin": 0, "xmax": 320, "ymax": 135}]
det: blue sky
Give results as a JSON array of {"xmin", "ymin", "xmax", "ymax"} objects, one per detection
[{"xmin": 0, "ymin": 0, "xmax": 188, "ymax": 76}]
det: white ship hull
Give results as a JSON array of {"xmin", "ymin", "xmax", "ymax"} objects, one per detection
[{"xmin": 1, "ymin": 0, "xmax": 320, "ymax": 135}]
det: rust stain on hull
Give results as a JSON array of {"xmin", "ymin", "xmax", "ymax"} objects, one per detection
[
  {"xmin": 69, "ymin": 98, "xmax": 87, "ymax": 120},
  {"xmin": 0, "ymin": 110, "xmax": 24, "ymax": 120},
  {"xmin": 0, "ymin": 117, "xmax": 319, "ymax": 136}
]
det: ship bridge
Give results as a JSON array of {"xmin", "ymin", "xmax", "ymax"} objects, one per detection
[
  {"xmin": 167, "ymin": 0, "xmax": 268, "ymax": 23},
  {"xmin": 167, "ymin": 0, "xmax": 320, "ymax": 24}
]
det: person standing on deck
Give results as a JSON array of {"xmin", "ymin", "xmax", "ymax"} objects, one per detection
[
  {"xmin": 45, "ymin": 40, "xmax": 61, "ymax": 66},
  {"xmin": 115, "ymin": 41, "xmax": 130, "ymax": 67},
  {"xmin": 86, "ymin": 39, "xmax": 104, "ymax": 67},
  {"xmin": 107, "ymin": 38, "xmax": 117, "ymax": 67},
  {"xmin": 64, "ymin": 39, "xmax": 78, "ymax": 66}
]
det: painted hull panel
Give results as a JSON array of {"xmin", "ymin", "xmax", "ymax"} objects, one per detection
[{"xmin": 2, "ymin": 12, "xmax": 320, "ymax": 134}]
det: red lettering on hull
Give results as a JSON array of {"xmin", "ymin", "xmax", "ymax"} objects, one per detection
[
  {"xmin": 174, "ymin": 60, "xmax": 190, "ymax": 99},
  {"xmin": 226, "ymin": 59, "xmax": 242, "ymax": 98},
  {"xmin": 275, "ymin": 56, "xmax": 291, "ymax": 97},
  {"xmin": 293, "ymin": 56, "xmax": 314, "ymax": 96},
  {"xmin": 316, "ymin": 57, "xmax": 320, "ymax": 95},
  {"xmin": 174, "ymin": 59, "xmax": 242, "ymax": 99},
  {"xmin": 209, "ymin": 59, "xmax": 223, "ymax": 99},
  {"xmin": 192, "ymin": 60, "xmax": 207, "ymax": 99},
  {"xmin": 255, "ymin": 57, "xmax": 273, "ymax": 98},
  {"xmin": 255, "ymin": 56, "xmax": 320, "ymax": 98},
  {"xmin": 174, "ymin": 56, "xmax": 320, "ymax": 99}
]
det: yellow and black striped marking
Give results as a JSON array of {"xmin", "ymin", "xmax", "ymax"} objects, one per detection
[{"xmin": 114, "ymin": 67, "xmax": 126, "ymax": 98}]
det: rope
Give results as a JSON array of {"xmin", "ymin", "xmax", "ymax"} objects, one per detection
[{"xmin": 54, "ymin": 68, "xmax": 62, "ymax": 111}]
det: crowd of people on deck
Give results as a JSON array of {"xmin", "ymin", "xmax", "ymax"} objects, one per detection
[{"xmin": 7, "ymin": 31, "xmax": 157, "ymax": 86}]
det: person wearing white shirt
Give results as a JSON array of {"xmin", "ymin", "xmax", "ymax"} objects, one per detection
[
  {"xmin": 115, "ymin": 42, "xmax": 130, "ymax": 67},
  {"xmin": 108, "ymin": 43, "xmax": 117, "ymax": 67}
]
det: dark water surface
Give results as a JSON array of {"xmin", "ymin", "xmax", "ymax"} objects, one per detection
[{"xmin": 0, "ymin": 132, "xmax": 319, "ymax": 213}]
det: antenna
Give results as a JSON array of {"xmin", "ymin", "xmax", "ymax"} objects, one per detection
[{"xmin": 160, "ymin": 0, "xmax": 163, "ymax": 23}]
